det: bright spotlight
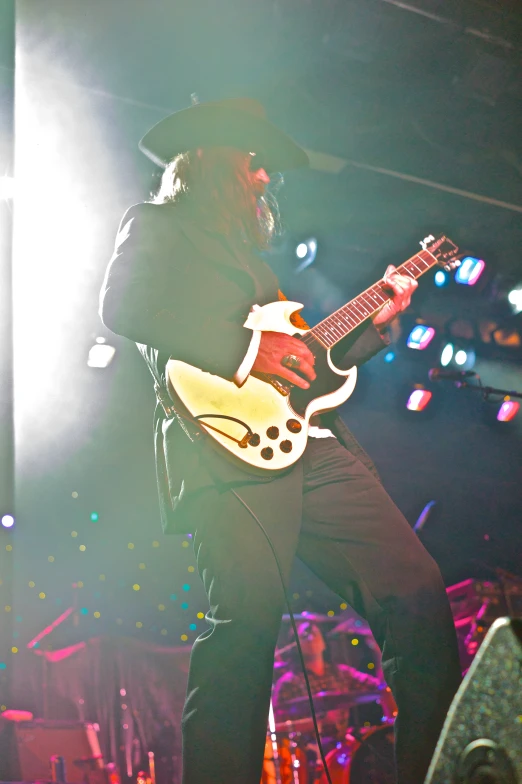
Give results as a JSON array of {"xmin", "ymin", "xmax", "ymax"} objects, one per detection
[
  {"xmin": 295, "ymin": 238, "xmax": 318, "ymax": 273},
  {"xmin": 454, "ymin": 350, "xmax": 467, "ymax": 365},
  {"xmin": 87, "ymin": 343, "xmax": 116, "ymax": 368},
  {"xmin": 508, "ymin": 288, "xmax": 522, "ymax": 314},
  {"xmin": 440, "ymin": 343, "xmax": 454, "ymax": 367},
  {"xmin": 406, "ymin": 325, "xmax": 435, "ymax": 350},
  {"xmin": 406, "ymin": 389, "xmax": 432, "ymax": 412},
  {"xmin": 434, "ymin": 270, "xmax": 448, "ymax": 287},
  {"xmin": 497, "ymin": 400, "xmax": 519, "ymax": 422},
  {"xmin": 1, "ymin": 515, "xmax": 15, "ymax": 528},
  {"xmin": 296, "ymin": 243, "xmax": 308, "ymax": 259},
  {"xmin": 0, "ymin": 176, "xmax": 15, "ymax": 200},
  {"xmin": 455, "ymin": 256, "xmax": 485, "ymax": 286}
]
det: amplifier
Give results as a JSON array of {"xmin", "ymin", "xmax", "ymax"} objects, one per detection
[{"xmin": 0, "ymin": 720, "xmax": 103, "ymax": 783}]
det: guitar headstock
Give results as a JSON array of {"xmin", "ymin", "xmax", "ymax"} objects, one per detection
[{"xmin": 421, "ymin": 234, "xmax": 461, "ymax": 271}]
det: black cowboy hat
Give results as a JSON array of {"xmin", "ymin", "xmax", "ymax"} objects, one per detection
[{"xmin": 139, "ymin": 97, "xmax": 309, "ymax": 174}]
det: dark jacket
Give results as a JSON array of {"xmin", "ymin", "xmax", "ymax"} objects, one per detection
[{"xmin": 99, "ymin": 202, "xmax": 389, "ymax": 533}]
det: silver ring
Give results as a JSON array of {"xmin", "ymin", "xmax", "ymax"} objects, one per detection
[{"xmin": 282, "ymin": 353, "xmax": 301, "ymax": 370}]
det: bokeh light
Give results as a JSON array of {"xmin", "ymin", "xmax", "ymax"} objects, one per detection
[
  {"xmin": 440, "ymin": 343, "xmax": 454, "ymax": 367},
  {"xmin": 455, "ymin": 256, "xmax": 485, "ymax": 285},
  {"xmin": 406, "ymin": 325, "xmax": 435, "ymax": 350},
  {"xmin": 406, "ymin": 389, "xmax": 432, "ymax": 412},
  {"xmin": 434, "ymin": 270, "xmax": 448, "ymax": 287},
  {"xmin": 497, "ymin": 400, "xmax": 519, "ymax": 422}
]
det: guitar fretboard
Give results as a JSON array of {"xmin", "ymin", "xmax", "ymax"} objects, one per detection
[{"xmin": 308, "ymin": 248, "xmax": 437, "ymax": 349}]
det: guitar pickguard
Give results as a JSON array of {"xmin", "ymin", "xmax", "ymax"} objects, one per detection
[{"xmin": 289, "ymin": 337, "xmax": 347, "ymax": 418}]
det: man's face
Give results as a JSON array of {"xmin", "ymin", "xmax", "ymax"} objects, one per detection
[
  {"xmin": 298, "ymin": 623, "xmax": 326, "ymax": 657},
  {"xmin": 248, "ymin": 153, "xmax": 270, "ymax": 196}
]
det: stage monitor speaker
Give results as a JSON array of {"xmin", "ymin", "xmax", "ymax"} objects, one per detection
[
  {"xmin": 0, "ymin": 719, "xmax": 103, "ymax": 783},
  {"xmin": 425, "ymin": 617, "xmax": 522, "ymax": 783}
]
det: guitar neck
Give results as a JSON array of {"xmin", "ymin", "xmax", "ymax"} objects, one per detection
[{"xmin": 309, "ymin": 247, "xmax": 438, "ymax": 349}]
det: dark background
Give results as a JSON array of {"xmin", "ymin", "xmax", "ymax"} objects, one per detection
[{"xmin": 0, "ymin": 0, "xmax": 521, "ymax": 703}]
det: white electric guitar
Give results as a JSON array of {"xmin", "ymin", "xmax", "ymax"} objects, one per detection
[{"xmin": 166, "ymin": 235, "xmax": 460, "ymax": 471}]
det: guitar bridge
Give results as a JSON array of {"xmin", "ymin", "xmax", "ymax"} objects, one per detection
[{"xmin": 252, "ymin": 372, "xmax": 291, "ymax": 397}]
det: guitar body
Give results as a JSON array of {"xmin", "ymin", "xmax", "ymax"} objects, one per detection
[
  {"xmin": 165, "ymin": 234, "xmax": 461, "ymax": 471},
  {"xmin": 166, "ymin": 300, "xmax": 357, "ymax": 472}
]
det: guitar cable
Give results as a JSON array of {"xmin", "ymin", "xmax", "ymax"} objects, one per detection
[
  {"xmin": 230, "ymin": 487, "xmax": 334, "ymax": 784},
  {"xmin": 153, "ymin": 384, "xmax": 334, "ymax": 782}
]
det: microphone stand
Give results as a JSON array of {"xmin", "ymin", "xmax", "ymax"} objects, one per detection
[{"xmin": 436, "ymin": 376, "xmax": 522, "ymax": 401}]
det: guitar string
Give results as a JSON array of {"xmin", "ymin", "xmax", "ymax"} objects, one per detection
[{"xmin": 299, "ymin": 247, "xmax": 445, "ymax": 351}]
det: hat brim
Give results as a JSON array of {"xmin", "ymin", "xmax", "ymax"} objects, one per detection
[{"xmin": 139, "ymin": 104, "xmax": 309, "ymax": 174}]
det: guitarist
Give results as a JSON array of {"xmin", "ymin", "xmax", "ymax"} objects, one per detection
[{"xmin": 100, "ymin": 98, "xmax": 461, "ymax": 784}]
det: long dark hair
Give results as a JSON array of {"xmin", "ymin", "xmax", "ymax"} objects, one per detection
[{"xmin": 150, "ymin": 146, "xmax": 281, "ymax": 250}]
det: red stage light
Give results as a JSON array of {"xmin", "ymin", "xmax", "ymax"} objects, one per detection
[
  {"xmin": 497, "ymin": 400, "xmax": 519, "ymax": 422},
  {"xmin": 406, "ymin": 389, "xmax": 432, "ymax": 412}
]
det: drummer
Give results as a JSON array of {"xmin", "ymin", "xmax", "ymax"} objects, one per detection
[
  {"xmin": 273, "ymin": 621, "xmax": 385, "ymax": 736},
  {"xmin": 273, "ymin": 621, "xmax": 396, "ymax": 747}
]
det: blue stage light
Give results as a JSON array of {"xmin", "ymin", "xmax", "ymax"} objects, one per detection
[
  {"xmin": 406, "ymin": 325, "xmax": 435, "ymax": 350},
  {"xmin": 384, "ymin": 351, "xmax": 395, "ymax": 363},
  {"xmin": 295, "ymin": 238, "xmax": 318, "ymax": 273},
  {"xmin": 434, "ymin": 270, "xmax": 448, "ymax": 287},
  {"xmin": 455, "ymin": 257, "xmax": 485, "ymax": 286},
  {"xmin": 440, "ymin": 343, "xmax": 454, "ymax": 367}
]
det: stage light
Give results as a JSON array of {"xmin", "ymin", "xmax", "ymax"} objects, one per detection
[
  {"xmin": 497, "ymin": 400, "xmax": 519, "ymax": 422},
  {"xmin": 0, "ymin": 176, "xmax": 14, "ymax": 200},
  {"xmin": 508, "ymin": 288, "xmax": 522, "ymax": 314},
  {"xmin": 406, "ymin": 325, "xmax": 435, "ymax": 350},
  {"xmin": 440, "ymin": 343, "xmax": 454, "ymax": 367},
  {"xmin": 1, "ymin": 515, "xmax": 14, "ymax": 529},
  {"xmin": 87, "ymin": 343, "xmax": 116, "ymax": 368},
  {"xmin": 455, "ymin": 256, "xmax": 485, "ymax": 286},
  {"xmin": 295, "ymin": 238, "xmax": 317, "ymax": 273},
  {"xmin": 406, "ymin": 389, "xmax": 432, "ymax": 412},
  {"xmin": 453, "ymin": 348, "xmax": 475, "ymax": 370},
  {"xmin": 384, "ymin": 351, "xmax": 395, "ymax": 363},
  {"xmin": 434, "ymin": 270, "xmax": 448, "ymax": 287}
]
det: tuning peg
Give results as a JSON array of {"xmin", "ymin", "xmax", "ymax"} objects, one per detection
[{"xmin": 421, "ymin": 235, "xmax": 435, "ymax": 249}]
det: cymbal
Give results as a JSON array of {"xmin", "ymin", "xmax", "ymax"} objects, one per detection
[
  {"xmin": 281, "ymin": 613, "xmax": 337, "ymax": 623},
  {"xmin": 328, "ymin": 618, "xmax": 373, "ymax": 637},
  {"xmin": 275, "ymin": 716, "xmax": 318, "ymax": 733},
  {"xmin": 285, "ymin": 689, "xmax": 382, "ymax": 715}
]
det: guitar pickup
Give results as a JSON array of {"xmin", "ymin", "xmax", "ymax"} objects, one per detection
[{"xmin": 252, "ymin": 372, "xmax": 291, "ymax": 397}]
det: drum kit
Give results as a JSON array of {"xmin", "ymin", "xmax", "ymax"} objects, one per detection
[
  {"xmin": 261, "ymin": 613, "xmax": 397, "ymax": 784},
  {"xmin": 262, "ymin": 573, "xmax": 522, "ymax": 783}
]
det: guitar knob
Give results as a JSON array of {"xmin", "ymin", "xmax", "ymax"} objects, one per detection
[
  {"xmin": 248, "ymin": 434, "xmax": 260, "ymax": 447},
  {"xmin": 286, "ymin": 419, "xmax": 302, "ymax": 433},
  {"xmin": 261, "ymin": 447, "xmax": 274, "ymax": 460},
  {"xmin": 266, "ymin": 426, "xmax": 279, "ymax": 440},
  {"xmin": 280, "ymin": 440, "xmax": 292, "ymax": 453}
]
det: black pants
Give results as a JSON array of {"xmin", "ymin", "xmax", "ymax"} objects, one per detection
[{"xmin": 181, "ymin": 437, "xmax": 461, "ymax": 784}]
